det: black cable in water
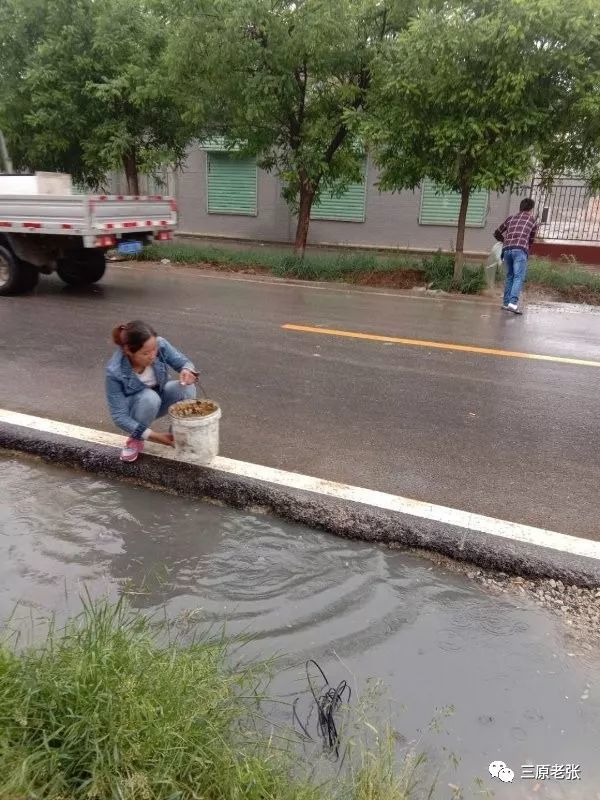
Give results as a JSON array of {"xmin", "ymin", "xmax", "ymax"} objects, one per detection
[{"xmin": 292, "ymin": 659, "xmax": 351, "ymax": 758}]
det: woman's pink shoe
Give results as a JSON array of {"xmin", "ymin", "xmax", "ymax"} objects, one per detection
[{"xmin": 120, "ymin": 437, "xmax": 145, "ymax": 462}]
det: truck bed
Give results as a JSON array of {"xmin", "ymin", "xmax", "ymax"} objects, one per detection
[{"xmin": 0, "ymin": 193, "xmax": 177, "ymax": 246}]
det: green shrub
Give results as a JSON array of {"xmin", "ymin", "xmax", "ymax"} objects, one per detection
[
  {"xmin": 459, "ymin": 265, "xmax": 487, "ymax": 295},
  {"xmin": 421, "ymin": 251, "xmax": 485, "ymax": 294},
  {"xmin": 528, "ymin": 259, "xmax": 600, "ymax": 295},
  {"xmin": 421, "ymin": 251, "xmax": 455, "ymax": 291}
]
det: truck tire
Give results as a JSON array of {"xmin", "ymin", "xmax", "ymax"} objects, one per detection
[
  {"xmin": 57, "ymin": 249, "xmax": 106, "ymax": 286},
  {"xmin": 0, "ymin": 245, "xmax": 40, "ymax": 296}
]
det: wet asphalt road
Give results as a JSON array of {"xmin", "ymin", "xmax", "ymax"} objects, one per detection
[{"xmin": 1, "ymin": 261, "xmax": 599, "ymax": 537}]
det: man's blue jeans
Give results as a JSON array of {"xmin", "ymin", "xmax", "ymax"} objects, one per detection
[
  {"xmin": 129, "ymin": 381, "xmax": 196, "ymax": 433},
  {"xmin": 503, "ymin": 248, "xmax": 528, "ymax": 306}
]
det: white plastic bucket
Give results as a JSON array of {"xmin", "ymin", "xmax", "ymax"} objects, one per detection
[{"xmin": 169, "ymin": 400, "xmax": 222, "ymax": 465}]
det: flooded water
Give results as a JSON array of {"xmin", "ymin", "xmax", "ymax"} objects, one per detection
[{"xmin": 1, "ymin": 454, "xmax": 599, "ymax": 799}]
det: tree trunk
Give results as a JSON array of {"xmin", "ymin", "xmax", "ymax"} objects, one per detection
[
  {"xmin": 122, "ymin": 151, "xmax": 140, "ymax": 196},
  {"xmin": 454, "ymin": 183, "xmax": 471, "ymax": 282},
  {"xmin": 294, "ymin": 180, "xmax": 316, "ymax": 257}
]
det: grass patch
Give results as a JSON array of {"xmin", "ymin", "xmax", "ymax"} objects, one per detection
[
  {"xmin": 421, "ymin": 251, "xmax": 486, "ymax": 295},
  {"xmin": 0, "ymin": 599, "xmax": 436, "ymax": 800},
  {"xmin": 140, "ymin": 243, "xmax": 424, "ymax": 283},
  {"xmin": 269, "ymin": 252, "xmax": 422, "ymax": 282},
  {"xmin": 139, "ymin": 243, "xmax": 486, "ymax": 294},
  {"xmin": 139, "ymin": 243, "xmax": 600, "ymax": 302},
  {"xmin": 141, "ymin": 242, "xmax": 285, "ymax": 270},
  {"xmin": 528, "ymin": 258, "xmax": 600, "ymax": 304}
]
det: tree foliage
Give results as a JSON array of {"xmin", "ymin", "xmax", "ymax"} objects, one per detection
[
  {"xmin": 0, "ymin": 0, "xmax": 187, "ymax": 191},
  {"xmin": 1, "ymin": 0, "xmax": 599, "ymax": 258},
  {"xmin": 364, "ymin": 0, "xmax": 600, "ymax": 278},
  {"xmin": 167, "ymin": 0, "xmax": 413, "ymax": 252}
]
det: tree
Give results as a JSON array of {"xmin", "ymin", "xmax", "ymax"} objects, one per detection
[
  {"xmin": 167, "ymin": 0, "xmax": 411, "ymax": 254},
  {"xmin": 364, "ymin": 0, "xmax": 600, "ymax": 280},
  {"xmin": 0, "ymin": 0, "xmax": 188, "ymax": 191},
  {"xmin": 0, "ymin": 0, "xmax": 106, "ymax": 187},
  {"xmin": 0, "ymin": 0, "xmax": 66, "ymax": 174},
  {"xmin": 535, "ymin": 16, "xmax": 600, "ymax": 191}
]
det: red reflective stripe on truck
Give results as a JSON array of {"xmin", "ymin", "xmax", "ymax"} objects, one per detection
[
  {"xmin": 105, "ymin": 223, "xmax": 114, "ymax": 230},
  {"xmin": 23, "ymin": 222, "xmax": 42, "ymax": 228},
  {"xmin": 0, "ymin": 222, "xmax": 12, "ymax": 227},
  {"xmin": 61, "ymin": 223, "xmax": 73, "ymax": 229},
  {"xmin": 123, "ymin": 221, "xmax": 138, "ymax": 228}
]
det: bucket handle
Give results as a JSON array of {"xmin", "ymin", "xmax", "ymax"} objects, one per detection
[
  {"xmin": 183, "ymin": 370, "xmax": 209, "ymax": 398},
  {"xmin": 183, "ymin": 370, "xmax": 208, "ymax": 400}
]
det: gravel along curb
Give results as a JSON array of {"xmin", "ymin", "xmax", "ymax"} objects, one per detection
[{"xmin": 407, "ymin": 547, "xmax": 600, "ymax": 654}]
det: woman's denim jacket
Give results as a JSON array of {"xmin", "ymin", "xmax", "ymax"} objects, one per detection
[{"xmin": 105, "ymin": 337, "xmax": 195, "ymax": 439}]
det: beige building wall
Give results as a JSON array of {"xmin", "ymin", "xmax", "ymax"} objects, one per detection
[{"xmin": 176, "ymin": 147, "xmax": 517, "ymax": 255}]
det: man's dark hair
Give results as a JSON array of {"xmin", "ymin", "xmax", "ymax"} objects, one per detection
[{"xmin": 520, "ymin": 198, "xmax": 535, "ymax": 212}]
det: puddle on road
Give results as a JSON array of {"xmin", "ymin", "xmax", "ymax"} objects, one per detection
[{"xmin": 1, "ymin": 454, "xmax": 598, "ymax": 799}]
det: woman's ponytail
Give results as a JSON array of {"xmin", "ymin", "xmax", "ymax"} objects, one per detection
[
  {"xmin": 111, "ymin": 320, "xmax": 156, "ymax": 352},
  {"xmin": 111, "ymin": 324, "xmax": 127, "ymax": 346}
]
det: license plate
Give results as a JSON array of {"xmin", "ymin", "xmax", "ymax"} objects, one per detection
[{"xmin": 117, "ymin": 241, "xmax": 143, "ymax": 255}]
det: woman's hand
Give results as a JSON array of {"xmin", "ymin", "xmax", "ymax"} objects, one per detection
[
  {"xmin": 179, "ymin": 368, "xmax": 198, "ymax": 386},
  {"xmin": 148, "ymin": 431, "xmax": 175, "ymax": 447}
]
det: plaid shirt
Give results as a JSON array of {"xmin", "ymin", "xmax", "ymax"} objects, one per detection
[{"xmin": 494, "ymin": 212, "xmax": 538, "ymax": 255}]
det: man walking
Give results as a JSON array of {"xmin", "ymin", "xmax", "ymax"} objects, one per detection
[{"xmin": 494, "ymin": 198, "xmax": 538, "ymax": 315}]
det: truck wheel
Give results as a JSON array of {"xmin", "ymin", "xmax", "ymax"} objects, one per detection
[
  {"xmin": 57, "ymin": 250, "xmax": 106, "ymax": 286},
  {"xmin": 0, "ymin": 245, "xmax": 39, "ymax": 296}
]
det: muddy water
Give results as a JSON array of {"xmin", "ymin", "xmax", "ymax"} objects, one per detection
[{"xmin": 1, "ymin": 455, "xmax": 599, "ymax": 800}]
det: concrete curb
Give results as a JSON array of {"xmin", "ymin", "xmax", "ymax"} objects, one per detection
[{"xmin": 2, "ymin": 422, "xmax": 600, "ymax": 588}]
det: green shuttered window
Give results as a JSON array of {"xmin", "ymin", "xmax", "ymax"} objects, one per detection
[
  {"xmin": 419, "ymin": 179, "xmax": 488, "ymax": 227},
  {"xmin": 311, "ymin": 162, "xmax": 367, "ymax": 222},
  {"xmin": 207, "ymin": 153, "xmax": 257, "ymax": 216}
]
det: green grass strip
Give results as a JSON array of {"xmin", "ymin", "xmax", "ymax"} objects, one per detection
[{"xmin": 0, "ymin": 598, "xmax": 433, "ymax": 799}]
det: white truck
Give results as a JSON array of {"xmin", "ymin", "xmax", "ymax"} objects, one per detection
[{"xmin": 0, "ymin": 169, "xmax": 177, "ymax": 296}]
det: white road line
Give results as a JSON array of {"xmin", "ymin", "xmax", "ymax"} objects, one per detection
[{"xmin": 1, "ymin": 408, "xmax": 599, "ymax": 563}]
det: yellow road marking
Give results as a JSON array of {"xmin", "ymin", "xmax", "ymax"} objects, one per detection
[{"xmin": 282, "ymin": 324, "xmax": 600, "ymax": 368}]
